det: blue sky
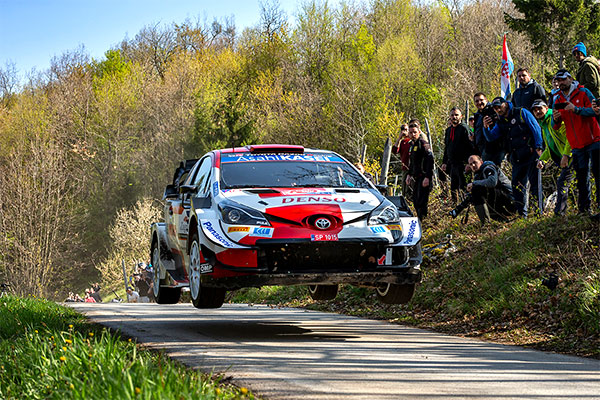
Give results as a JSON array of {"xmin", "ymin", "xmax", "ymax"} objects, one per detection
[{"xmin": 0, "ymin": 0, "xmax": 299, "ymax": 77}]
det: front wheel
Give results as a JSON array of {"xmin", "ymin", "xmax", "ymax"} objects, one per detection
[
  {"xmin": 308, "ymin": 284, "xmax": 338, "ymax": 300},
  {"xmin": 151, "ymin": 239, "xmax": 181, "ymax": 304},
  {"xmin": 189, "ymin": 234, "xmax": 225, "ymax": 309},
  {"xmin": 375, "ymin": 283, "xmax": 415, "ymax": 305}
]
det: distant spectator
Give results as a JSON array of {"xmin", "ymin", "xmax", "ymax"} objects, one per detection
[
  {"xmin": 552, "ymin": 69, "xmax": 600, "ymax": 215},
  {"xmin": 84, "ymin": 290, "xmax": 96, "ymax": 303},
  {"xmin": 473, "ymin": 92, "xmax": 505, "ymax": 166},
  {"xmin": 90, "ymin": 283, "xmax": 102, "ymax": 303},
  {"xmin": 441, "ymin": 107, "xmax": 474, "ymax": 204},
  {"xmin": 405, "ymin": 122, "xmax": 434, "ymax": 220},
  {"xmin": 126, "ymin": 287, "xmax": 140, "ymax": 303},
  {"xmin": 573, "ymin": 42, "xmax": 600, "ymax": 98},
  {"xmin": 392, "ymin": 123, "xmax": 412, "ymax": 198},
  {"xmin": 512, "ymin": 67, "xmax": 547, "ymax": 109}
]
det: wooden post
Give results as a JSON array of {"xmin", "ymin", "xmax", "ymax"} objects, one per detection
[
  {"xmin": 380, "ymin": 137, "xmax": 392, "ymax": 186},
  {"xmin": 393, "ymin": 174, "xmax": 399, "ymax": 196},
  {"xmin": 465, "ymin": 100, "xmax": 470, "ymax": 121},
  {"xmin": 360, "ymin": 144, "xmax": 367, "ymax": 164},
  {"xmin": 122, "ymin": 259, "xmax": 128, "ymax": 294},
  {"xmin": 424, "ymin": 118, "xmax": 439, "ymax": 187}
]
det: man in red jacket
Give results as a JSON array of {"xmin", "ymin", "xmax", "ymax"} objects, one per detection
[{"xmin": 552, "ymin": 69, "xmax": 600, "ymax": 215}]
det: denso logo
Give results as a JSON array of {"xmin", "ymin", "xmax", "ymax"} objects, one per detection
[
  {"xmin": 282, "ymin": 196, "xmax": 346, "ymax": 204},
  {"xmin": 403, "ymin": 220, "xmax": 418, "ymax": 244}
]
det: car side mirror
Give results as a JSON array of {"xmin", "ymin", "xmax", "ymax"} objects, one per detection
[
  {"xmin": 179, "ymin": 185, "xmax": 196, "ymax": 194},
  {"xmin": 163, "ymin": 184, "xmax": 178, "ymax": 199},
  {"xmin": 375, "ymin": 184, "xmax": 389, "ymax": 196}
]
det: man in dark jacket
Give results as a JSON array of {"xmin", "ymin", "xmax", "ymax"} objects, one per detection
[
  {"xmin": 483, "ymin": 97, "xmax": 543, "ymax": 217},
  {"xmin": 512, "ymin": 67, "xmax": 547, "ymax": 110},
  {"xmin": 441, "ymin": 107, "xmax": 474, "ymax": 204},
  {"xmin": 473, "ymin": 92, "xmax": 505, "ymax": 166},
  {"xmin": 405, "ymin": 122, "xmax": 434, "ymax": 220},
  {"xmin": 465, "ymin": 155, "xmax": 516, "ymax": 224}
]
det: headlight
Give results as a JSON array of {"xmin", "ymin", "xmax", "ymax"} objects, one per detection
[
  {"xmin": 368, "ymin": 200, "xmax": 401, "ymax": 225},
  {"xmin": 219, "ymin": 200, "xmax": 271, "ymax": 226}
]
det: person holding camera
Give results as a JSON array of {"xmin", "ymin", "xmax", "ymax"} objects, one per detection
[
  {"xmin": 441, "ymin": 107, "xmax": 474, "ymax": 205},
  {"xmin": 473, "ymin": 92, "xmax": 506, "ymax": 166},
  {"xmin": 405, "ymin": 121, "xmax": 434, "ymax": 220},
  {"xmin": 530, "ymin": 99, "xmax": 574, "ymax": 216},
  {"xmin": 450, "ymin": 155, "xmax": 516, "ymax": 224},
  {"xmin": 552, "ymin": 69, "xmax": 600, "ymax": 215},
  {"xmin": 483, "ymin": 96, "xmax": 543, "ymax": 217}
]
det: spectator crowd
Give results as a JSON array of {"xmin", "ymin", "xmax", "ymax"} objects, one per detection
[{"xmin": 391, "ymin": 42, "xmax": 600, "ymax": 225}]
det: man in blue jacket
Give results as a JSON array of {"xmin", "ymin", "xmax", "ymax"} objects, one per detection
[{"xmin": 483, "ymin": 97, "xmax": 543, "ymax": 217}]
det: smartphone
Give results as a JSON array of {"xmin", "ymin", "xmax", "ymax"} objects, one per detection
[{"xmin": 554, "ymin": 103, "xmax": 567, "ymax": 110}]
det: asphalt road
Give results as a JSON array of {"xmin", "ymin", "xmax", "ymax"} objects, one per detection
[{"xmin": 68, "ymin": 303, "xmax": 600, "ymax": 400}]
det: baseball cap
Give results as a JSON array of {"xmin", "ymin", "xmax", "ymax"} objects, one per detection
[
  {"xmin": 490, "ymin": 97, "xmax": 506, "ymax": 107},
  {"xmin": 554, "ymin": 69, "xmax": 572, "ymax": 79},
  {"xmin": 531, "ymin": 99, "xmax": 548, "ymax": 109}
]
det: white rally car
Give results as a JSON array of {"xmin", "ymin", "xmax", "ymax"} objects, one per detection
[{"xmin": 150, "ymin": 145, "xmax": 422, "ymax": 308}]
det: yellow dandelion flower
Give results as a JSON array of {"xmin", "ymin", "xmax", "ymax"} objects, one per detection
[
  {"xmin": 69, "ymin": 324, "xmax": 73, "ymax": 329},
  {"xmin": 65, "ymin": 339, "xmax": 72, "ymax": 344},
  {"xmin": 34, "ymin": 330, "xmax": 38, "ymax": 333},
  {"xmin": 240, "ymin": 387, "xmax": 248, "ymax": 395},
  {"xmin": 215, "ymin": 388, "xmax": 221, "ymax": 395},
  {"xmin": 62, "ymin": 347, "xmax": 67, "ymax": 351},
  {"xmin": 89, "ymin": 353, "xmax": 92, "ymax": 357},
  {"xmin": 69, "ymin": 383, "xmax": 74, "ymax": 389},
  {"xmin": 135, "ymin": 387, "xmax": 141, "ymax": 395},
  {"xmin": 59, "ymin": 356, "xmax": 66, "ymax": 362},
  {"xmin": 128, "ymin": 338, "xmax": 132, "ymax": 342},
  {"xmin": 89, "ymin": 332, "xmax": 94, "ymax": 337}
]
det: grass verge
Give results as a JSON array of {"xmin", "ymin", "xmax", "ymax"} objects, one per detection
[
  {"xmin": 0, "ymin": 295, "xmax": 256, "ymax": 400},
  {"xmin": 230, "ymin": 213, "xmax": 600, "ymax": 358}
]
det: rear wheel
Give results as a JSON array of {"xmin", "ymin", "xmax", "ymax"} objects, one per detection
[
  {"xmin": 375, "ymin": 283, "xmax": 415, "ymax": 304},
  {"xmin": 308, "ymin": 284, "xmax": 338, "ymax": 300},
  {"xmin": 151, "ymin": 240, "xmax": 181, "ymax": 304},
  {"xmin": 189, "ymin": 234, "xmax": 225, "ymax": 309}
]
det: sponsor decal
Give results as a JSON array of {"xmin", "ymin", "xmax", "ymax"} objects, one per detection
[
  {"xmin": 370, "ymin": 226, "xmax": 387, "ymax": 234},
  {"xmin": 227, "ymin": 226, "xmax": 251, "ymax": 233},
  {"xmin": 386, "ymin": 224, "xmax": 402, "ymax": 231},
  {"xmin": 213, "ymin": 181, "xmax": 219, "ymax": 198},
  {"xmin": 377, "ymin": 255, "xmax": 386, "ymax": 265},
  {"xmin": 310, "ymin": 233, "xmax": 338, "ymax": 241},
  {"xmin": 280, "ymin": 189, "xmax": 334, "ymax": 195},
  {"xmin": 202, "ymin": 221, "xmax": 234, "ymax": 247},
  {"xmin": 402, "ymin": 220, "xmax": 418, "ymax": 245},
  {"xmin": 200, "ymin": 263, "xmax": 213, "ymax": 274},
  {"xmin": 249, "ymin": 227, "xmax": 274, "ymax": 238},
  {"xmin": 282, "ymin": 196, "xmax": 346, "ymax": 204},
  {"xmin": 221, "ymin": 153, "xmax": 344, "ymax": 163}
]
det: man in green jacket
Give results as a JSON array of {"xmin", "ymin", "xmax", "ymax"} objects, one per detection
[
  {"xmin": 531, "ymin": 100, "xmax": 574, "ymax": 216},
  {"xmin": 573, "ymin": 42, "xmax": 600, "ymax": 99}
]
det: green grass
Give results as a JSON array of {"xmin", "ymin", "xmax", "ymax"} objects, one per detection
[
  {"xmin": 0, "ymin": 295, "xmax": 256, "ymax": 400},
  {"xmin": 230, "ymin": 213, "xmax": 600, "ymax": 358}
]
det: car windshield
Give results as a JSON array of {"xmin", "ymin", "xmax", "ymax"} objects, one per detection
[{"xmin": 220, "ymin": 153, "xmax": 372, "ymax": 189}]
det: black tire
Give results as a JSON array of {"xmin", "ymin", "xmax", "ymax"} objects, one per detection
[
  {"xmin": 151, "ymin": 239, "xmax": 181, "ymax": 304},
  {"xmin": 375, "ymin": 283, "xmax": 415, "ymax": 304},
  {"xmin": 189, "ymin": 234, "xmax": 225, "ymax": 309},
  {"xmin": 308, "ymin": 284, "xmax": 338, "ymax": 300}
]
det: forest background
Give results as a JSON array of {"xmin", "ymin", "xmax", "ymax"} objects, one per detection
[{"xmin": 1, "ymin": 0, "xmax": 599, "ymax": 298}]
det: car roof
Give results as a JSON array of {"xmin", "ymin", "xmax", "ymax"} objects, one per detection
[{"xmin": 215, "ymin": 144, "xmax": 335, "ymax": 156}]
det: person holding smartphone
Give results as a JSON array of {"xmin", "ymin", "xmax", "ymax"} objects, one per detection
[{"xmin": 552, "ymin": 69, "xmax": 600, "ymax": 216}]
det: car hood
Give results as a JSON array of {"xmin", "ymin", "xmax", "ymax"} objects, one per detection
[{"xmin": 220, "ymin": 187, "xmax": 381, "ymax": 219}]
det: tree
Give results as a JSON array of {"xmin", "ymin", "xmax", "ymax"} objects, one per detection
[{"xmin": 506, "ymin": 0, "xmax": 600, "ymax": 68}]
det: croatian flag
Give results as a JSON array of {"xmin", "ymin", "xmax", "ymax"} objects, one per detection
[{"xmin": 501, "ymin": 34, "xmax": 514, "ymax": 99}]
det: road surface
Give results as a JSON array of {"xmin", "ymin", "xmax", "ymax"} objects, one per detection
[{"xmin": 68, "ymin": 303, "xmax": 600, "ymax": 400}]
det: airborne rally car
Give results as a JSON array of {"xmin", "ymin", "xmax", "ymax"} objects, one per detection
[{"xmin": 150, "ymin": 145, "xmax": 422, "ymax": 308}]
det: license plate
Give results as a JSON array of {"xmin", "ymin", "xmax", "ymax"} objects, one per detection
[{"xmin": 310, "ymin": 234, "xmax": 338, "ymax": 241}]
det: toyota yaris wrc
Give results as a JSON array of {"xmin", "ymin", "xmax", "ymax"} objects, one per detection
[{"xmin": 150, "ymin": 144, "xmax": 422, "ymax": 308}]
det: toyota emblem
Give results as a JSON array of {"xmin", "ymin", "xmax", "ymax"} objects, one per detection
[{"xmin": 315, "ymin": 217, "xmax": 331, "ymax": 230}]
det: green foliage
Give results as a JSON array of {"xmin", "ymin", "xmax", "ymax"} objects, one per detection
[{"xmin": 0, "ymin": 296, "xmax": 256, "ymax": 399}]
